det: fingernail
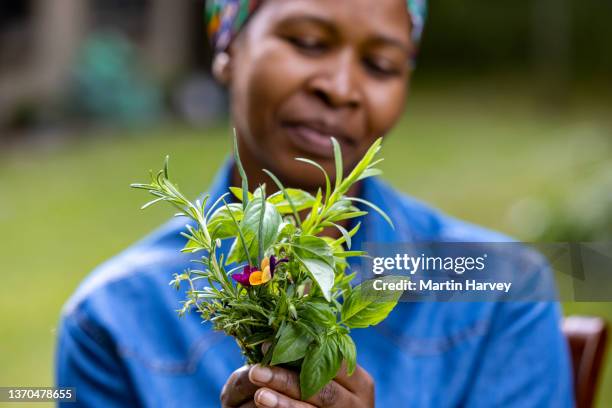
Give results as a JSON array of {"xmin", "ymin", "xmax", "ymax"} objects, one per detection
[
  {"xmin": 257, "ymin": 390, "xmax": 278, "ymax": 407},
  {"xmin": 251, "ymin": 365, "xmax": 273, "ymax": 383}
]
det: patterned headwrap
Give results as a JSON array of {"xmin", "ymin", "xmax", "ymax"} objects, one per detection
[{"xmin": 206, "ymin": 0, "xmax": 427, "ymax": 55}]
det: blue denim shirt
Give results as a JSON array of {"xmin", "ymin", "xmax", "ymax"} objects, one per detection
[{"xmin": 55, "ymin": 160, "xmax": 574, "ymax": 407}]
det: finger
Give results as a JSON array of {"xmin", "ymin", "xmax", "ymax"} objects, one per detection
[
  {"xmin": 249, "ymin": 365, "xmax": 301, "ymax": 400},
  {"xmin": 238, "ymin": 402, "xmax": 257, "ymax": 408},
  {"xmin": 221, "ymin": 365, "xmax": 259, "ymax": 407},
  {"xmin": 333, "ymin": 362, "xmax": 374, "ymax": 396},
  {"xmin": 250, "ymin": 364, "xmax": 357, "ymax": 407},
  {"xmin": 254, "ymin": 388, "xmax": 316, "ymax": 408},
  {"xmin": 305, "ymin": 380, "xmax": 356, "ymax": 408}
]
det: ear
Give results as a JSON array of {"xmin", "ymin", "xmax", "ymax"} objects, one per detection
[{"xmin": 212, "ymin": 51, "xmax": 232, "ymax": 85}]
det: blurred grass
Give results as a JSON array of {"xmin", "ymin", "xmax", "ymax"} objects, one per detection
[{"xmin": 0, "ymin": 82, "xmax": 610, "ymax": 406}]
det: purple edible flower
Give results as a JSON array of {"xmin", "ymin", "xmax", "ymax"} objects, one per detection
[
  {"xmin": 269, "ymin": 255, "xmax": 288, "ymax": 275},
  {"xmin": 231, "ymin": 265, "xmax": 256, "ymax": 287}
]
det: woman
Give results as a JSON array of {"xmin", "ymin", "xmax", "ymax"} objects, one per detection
[{"xmin": 56, "ymin": 0, "xmax": 573, "ymax": 407}]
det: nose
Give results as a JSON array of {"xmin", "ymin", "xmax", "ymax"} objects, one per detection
[{"xmin": 306, "ymin": 50, "xmax": 362, "ymax": 109}]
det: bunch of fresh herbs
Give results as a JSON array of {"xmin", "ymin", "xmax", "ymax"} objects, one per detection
[{"xmin": 131, "ymin": 135, "xmax": 402, "ymax": 399}]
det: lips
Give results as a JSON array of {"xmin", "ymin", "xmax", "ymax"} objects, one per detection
[{"xmin": 281, "ymin": 120, "xmax": 357, "ymax": 159}]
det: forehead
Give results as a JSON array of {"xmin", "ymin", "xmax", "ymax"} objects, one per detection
[{"xmin": 256, "ymin": 0, "xmax": 412, "ymax": 45}]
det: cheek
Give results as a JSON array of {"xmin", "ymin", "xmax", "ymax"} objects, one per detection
[
  {"xmin": 365, "ymin": 82, "xmax": 407, "ymax": 137},
  {"xmin": 239, "ymin": 42, "xmax": 308, "ymax": 143}
]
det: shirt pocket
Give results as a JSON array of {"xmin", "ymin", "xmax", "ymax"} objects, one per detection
[{"xmin": 117, "ymin": 330, "xmax": 231, "ymax": 375}]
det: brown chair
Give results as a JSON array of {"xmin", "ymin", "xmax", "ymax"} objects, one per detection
[{"xmin": 562, "ymin": 316, "xmax": 609, "ymax": 408}]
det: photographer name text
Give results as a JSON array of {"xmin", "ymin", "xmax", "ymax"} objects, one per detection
[{"xmin": 372, "ymin": 278, "xmax": 512, "ymax": 293}]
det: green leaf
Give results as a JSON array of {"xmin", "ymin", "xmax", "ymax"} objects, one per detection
[
  {"xmin": 327, "ymin": 222, "xmax": 351, "ymax": 249},
  {"xmin": 267, "ymin": 188, "xmax": 315, "ymax": 213},
  {"xmin": 223, "ymin": 199, "xmax": 251, "ymax": 264},
  {"xmin": 182, "ymin": 237, "xmax": 203, "ymax": 253},
  {"xmin": 229, "ymin": 186, "xmax": 253, "ymax": 202},
  {"xmin": 271, "ymin": 323, "xmax": 313, "ymax": 365},
  {"xmin": 346, "ymin": 196, "xmax": 394, "ymax": 230},
  {"xmin": 298, "ymin": 300, "xmax": 336, "ymax": 327},
  {"xmin": 256, "ymin": 185, "xmax": 267, "ymax": 263},
  {"xmin": 243, "ymin": 331, "xmax": 274, "ymax": 348},
  {"xmin": 325, "ymin": 199, "xmax": 353, "ymax": 216},
  {"xmin": 302, "ymin": 188, "xmax": 323, "ymax": 233},
  {"xmin": 295, "ymin": 257, "xmax": 335, "ymax": 302},
  {"xmin": 328, "ymin": 211, "xmax": 368, "ymax": 223},
  {"xmin": 292, "ymin": 235, "xmax": 336, "ymax": 300},
  {"xmin": 300, "ymin": 336, "xmax": 343, "ymax": 400},
  {"xmin": 253, "ymin": 185, "xmax": 266, "ymax": 200},
  {"xmin": 332, "ymin": 222, "xmax": 361, "ymax": 248},
  {"xmin": 205, "ymin": 192, "xmax": 231, "ymax": 219},
  {"xmin": 333, "ymin": 250, "xmax": 366, "ymax": 258},
  {"xmin": 180, "ymin": 225, "xmax": 210, "ymax": 253},
  {"xmin": 292, "ymin": 235, "xmax": 334, "ymax": 265},
  {"xmin": 233, "ymin": 129, "xmax": 250, "ymax": 209},
  {"xmin": 337, "ymin": 137, "xmax": 382, "ymax": 195},
  {"xmin": 273, "ymin": 222, "xmax": 294, "ymax": 243},
  {"xmin": 357, "ymin": 167, "xmax": 383, "ymax": 181},
  {"xmin": 296, "ymin": 157, "xmax": 331, "ymax": 201},
  {"xmin": 338, "ymin": 333, "xmax": 357, "ymax": 375},
  {"xmin": 208, "ymin": 203, "xmax": 243, "ymax": 239},
  {"xmin": 263, "ymin": 169, "xmax": 304, "ymax": 228},
  {"xmin": 140, "ymin": 196, "xmax": 166, "ymax": 210},
  {"xmin": 163, "ymin": 155, "xmax": 170, "ymax": 178},
  {"xmin": 227, "ymin": 197, "xmax": 282, "ymax": 264},
  {"xmin": 331, "ymin": 137, "xmax": 343, "ymax": 190},
  {"xmin": 341, "ymin": 275, "xmax": 403, "ymax": 328}
]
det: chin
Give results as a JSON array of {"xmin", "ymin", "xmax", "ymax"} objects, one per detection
[{"xmin": 275, "ymin": 160, "xmax": 331, "ymax": 191}]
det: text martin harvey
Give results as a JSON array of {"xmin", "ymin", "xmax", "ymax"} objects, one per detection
[{"xmin": 373, "ymin": 278, "xmax": 513, "ymax": 293}]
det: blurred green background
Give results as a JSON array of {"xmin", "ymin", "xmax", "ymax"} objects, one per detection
[
  {"xmin": 1, "ymin": 0, "xmax": 611, "ymax": 406},
  {"xmin": 1, "ymin": 81, "xmax": 610, "ymax": 406}
]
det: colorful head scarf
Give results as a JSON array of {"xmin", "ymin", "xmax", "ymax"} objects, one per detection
[{"xmin": 206, "ymin": 0, "xmax": 427, "ymax": 55}]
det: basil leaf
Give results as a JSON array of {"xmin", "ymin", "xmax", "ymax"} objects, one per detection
[
  {"xmin": 293, "ymin": 235, "xmax": 335, "ymax": 301},
  {"xmin": 271, "ymin": 323, "xmax": 313, "ymax": 365},
  {"xmin": 298, "ymin": 300, "xmax": 336, "ymax": 327},
  {"xmin": 208, "ymin": 203, "xmax": 243, "ymax": 239},
  {"xmin": 268, "ymin": 189, "xmax": 315, "ymax": 213},
  {"xmin": 227, "ymin": 197, "xmax": 282, "ymax": 264},
  {"xmin": 277, "ymin": 221, "xmax": 296, "ymax": 240},
  {"xmin": 337, "ymin": 333, "xmax": 357, "ymax": 375},
  {"xmin": 295, "ymin": 256, "xmax": 334, "ymax": 302},
  {"xmin": 293, "ymin": 235, "xmax": 334, "ymax": 266},
  {"xmin": 341, "ymin": 275, "xmax": 403, "ymax": 328},
  {"xmin": 229, "ymin": 186, "xmax": 253, "ymax": 202},
  {"xmin": 300, "ymin": 336, "xmax": 342, "ymax": 400}
]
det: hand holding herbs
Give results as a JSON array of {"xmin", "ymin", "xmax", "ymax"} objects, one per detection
[
  {"xmin": 131, "ymin": 136, "xmax": 402, "ymax": 400},
  {"xmin": 222, "ymin": 362, "xmax": 375, "ymax": 408}
]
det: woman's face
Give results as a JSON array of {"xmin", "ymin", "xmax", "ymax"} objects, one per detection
[{"xmin": 225, "ymin": 0, "xmax": 413, "ymax": 189}]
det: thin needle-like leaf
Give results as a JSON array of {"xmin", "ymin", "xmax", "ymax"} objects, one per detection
[
  {"xmin": 296, "ymin": 157, "xmax": 331, "ymax": 202},
  {"xmin": 223, "ymin": 198, "xmax": 252, "ymax": 265},
  {"xmin": 233, "ymin": 129, "xmax": 249, "ymax": 209},
  {"xmin": 257, "ymin": 185, "xmax": 266, "ymax": 265},
  {"xmin": 263, "ymin": 169, "xmax": 302, "ymax": 228},
  {"xmin": 346, "ymin": 196, "xmax": 394, "ymax": 229},
  {"xmin": 331, "ymin": 137, "xmax": 343, "ymax": 191}
]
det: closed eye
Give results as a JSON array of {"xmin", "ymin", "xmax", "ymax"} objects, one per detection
[
  {"xmin": 286, "ymin": 36, "xmax": 329, "ymax": 55},
  {"xmin": 364, "ymin": 57, "xmax": 401, "ymax": 78}
]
